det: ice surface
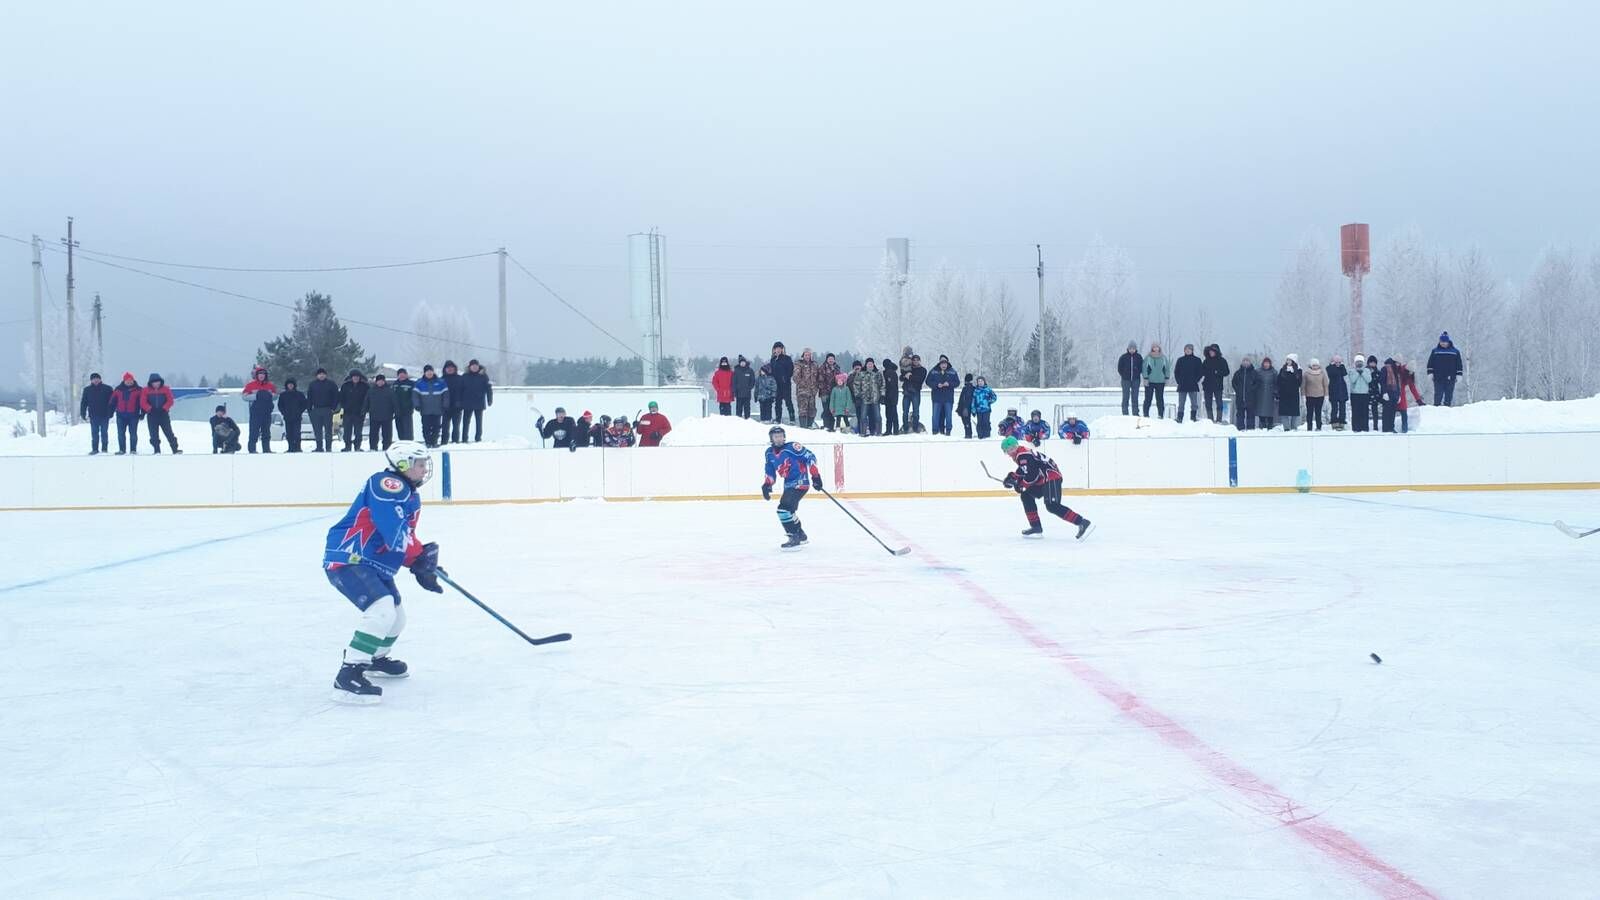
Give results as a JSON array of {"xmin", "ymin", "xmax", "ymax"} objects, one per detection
[{"xmin": 2, "ymin": 491, "xmax": 1598, "ymax": 898}]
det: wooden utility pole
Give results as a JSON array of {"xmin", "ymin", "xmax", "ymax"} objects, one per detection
[
  {"xmin": 1036, "ymin": 244, "xmax": 1046, "ymax": 388},
  {"xmin": 32, "ymin": 236, "xmax": 47, "ymax": 434},
  {"xmin": 62, "ymin": 217, "xmax": 79, "ymax": 423}
]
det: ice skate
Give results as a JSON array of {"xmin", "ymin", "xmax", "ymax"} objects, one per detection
[
  {"xmin": 333, "ymin": 663, "xmax": 382, "ymax": 704},
  {"xmin": 1020, "ymin": 524, "xmax": 1044, "ymax": 538},
  {"xmin": 366, "ymin": 656, "xmax": 409, "ymax": 678},
  {"xmin": 1075, "ymin": 520, "xmax": 1095, "ymax": 541}
]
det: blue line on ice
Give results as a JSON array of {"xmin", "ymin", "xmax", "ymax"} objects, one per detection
[{"xmin": 1312, "ymin": 492, "xmax": 1560, "ymax": 527}]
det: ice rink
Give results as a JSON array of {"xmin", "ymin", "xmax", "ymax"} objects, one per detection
[{"xmin": 3, "ymin": 490, "xmax": 1597, "ymax": 898}]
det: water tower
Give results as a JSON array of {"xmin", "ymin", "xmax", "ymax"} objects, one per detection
[{"xmin": 1341, "ymin": 224, "xmax": 1370, "ymax": 354}]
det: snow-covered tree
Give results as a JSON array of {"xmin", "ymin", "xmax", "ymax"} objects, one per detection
[
  {"xmin": 1367, "ymin": 228, "xmax": 1446, "ymax": 364},
  {"xmin": 914, "ymin": 261, "xmax": 976, "ymax": 368},
  {"xmin": 1443, "ymin": 246, "xmax": 1510, "ymax": 401},
  {"xmin": 1512, "ymin": 247, "xmax": 1589, "ymax": 401},
  {"xmin": 1064, "ymin": 237, "xmax": 1136, "ymax": 386},
  {"xmin": 1020, "ymin": 307, "xmax": 1077, "ymax": 388},
  {"xmin": 17, "ymin": 301, "xmax": 94, "ymax": 413},
  {"xmin": 1267, "ymin": 235, "xmax": 1341, "ymax": 360},
  {"xmin": 973, "ymin": 278, "xmax": 1023, "ymax": 386},
  {"xmin": 854, "ymin": 251, "xmax": 911, "ymax": 361},
  {"xmin": 406, "ymin": 301, "xmax": 477, "ymax": 370}
]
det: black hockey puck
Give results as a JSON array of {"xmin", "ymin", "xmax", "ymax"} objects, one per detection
[{"xmin": 1370, "ymin": 653, "xmax": 1382, "ymax": 664}]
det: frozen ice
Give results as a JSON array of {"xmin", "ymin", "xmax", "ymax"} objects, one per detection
[{"xmin": 1, "ymin": 490, "xmax": 1597, "ymax": 897}]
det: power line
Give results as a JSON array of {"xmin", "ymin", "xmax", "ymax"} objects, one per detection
[
  {"xmin": 505, "ymin": 252, "xmax": 645, "ymax": 360},
  {"xmin": 69, "ymin": 245, "xmax": 500, "ymax": 273}
]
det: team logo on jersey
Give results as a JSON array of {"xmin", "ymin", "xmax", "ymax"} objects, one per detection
[
  {"xmin": 381, "ymin": 476, "xmax": 404, "ymax": 492},
  {"xmin": 791, "ymin": 443, "xmax": 805, "ymax": 452}
]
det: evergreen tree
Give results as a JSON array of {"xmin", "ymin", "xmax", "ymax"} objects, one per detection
[
  {"xmin": 197, "ymin": 375, "xmax": 210, "ymax": 388},
  {"xmin": 255, "ymin": 292, "xmax": 376, "ymax": 381},
  {"xmin": 1020, "ymin": 308, "xmax": 1077, "ymax": 387},
  {"xmin": 217, "ymin": 373, "xmax": 246, "ymax": 388}
]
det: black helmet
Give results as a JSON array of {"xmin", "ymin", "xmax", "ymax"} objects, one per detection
[
  {"xmin": 768, "ymin": 425, "xmax": 786, "ymax": 443},
  {"xmin": 1031, "ymin": 409, "xmax": 1042, "ymax": 417}
]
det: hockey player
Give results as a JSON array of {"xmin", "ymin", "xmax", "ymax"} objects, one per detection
[
  {"xmin": 1000, "ymin": 436, "xmax": 1093, "ymax": 540},
  {"xmin": 1021, "ymin": 410, "xmax": 1051, "ymax": 445},
  {"xmin": 761, "ymin": 425, "xmax": 821, "ymax": 550},
  {"xmin": 323, "ymin": 441, "xmax": 443, "ymax": 703},
  {"xmin": 998, "ymin": 407, "xmax": 1025, "ymax": 438}
]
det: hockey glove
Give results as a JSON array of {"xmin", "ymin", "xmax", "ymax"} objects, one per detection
[
  {"xmin": 410, "ymin": 542, "xmax": 444, "ymax": 593},
  {"xmin": 1002, "ymin": 472, "xmax": 1017, "ymax": 489},
  {"xmin": 809, "ymin": 476, "xmax": 822, "ymax": 491},
  {"xmin": 536, "ymin": 415, "xmax": 545, "ymax": 430},
  {"xmin": 762, "ymin": 482, "xmax": 773, "ymax": 501},
  {"xmin": 1071, "ymin": 435, "xmax": 1083, "ymax": 445}
]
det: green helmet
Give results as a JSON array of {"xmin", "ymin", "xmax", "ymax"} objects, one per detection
[{"xmin": 1000, "ymin": 436, "xmax": 1020, "ymax": 454}]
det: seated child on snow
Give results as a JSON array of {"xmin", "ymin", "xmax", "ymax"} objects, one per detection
[{"xmin": 829, "ymin": 372, "xmax": 854, "ymax": 433}]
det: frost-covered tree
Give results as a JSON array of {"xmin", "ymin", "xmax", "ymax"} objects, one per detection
[
  {"xmin": 406, "ymin": 301, "xmax": 477, "ymax": 370},
  {"xmin": 18, "ymin": 301, "xmax": 95, "ymax": 413},
  {"xmin": 255, "ymin": 292, "xmax": 376, "ymax": 380},
  {"xmin": 1020, "ymin": 307, "xmax": 1077, "ymax": 388},
  {"xmin": 1512, "ymin": 247, "xmax": 1589, "ymax": 401},
  {"xmin": 1368, "ymin": 228, "xmax": 1446, "ymax": 364},
  {"xmin": 854, "ymin": 251, "xmax": 911, "ymax": 361},
  {"xmin": 914, "ymin": 261, "xmax": 976, "ymax": 368},
  {"xmin": 1064, "ymin": 237, "xmax": 1136, "ymax": 385},
  {"xmin": 1267, "ymin": 235, "xmax": 1341, "ymax": 360},
  {"xmin": 1443, "ymin": 246, "xmax": 1510, "ymax": 401},
  {"xmin": 973, "ymin": 279, "xmax": 1023, "ymax": 386}
]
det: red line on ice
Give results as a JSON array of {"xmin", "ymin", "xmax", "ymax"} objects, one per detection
[{"xmin": 855, "ymin": 506, "xmax": 1436, "ymax": 900}]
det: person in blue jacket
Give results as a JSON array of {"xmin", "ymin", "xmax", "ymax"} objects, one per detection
[
  {"xmin": 1058, "ymin": 416, "xmax": 1090, "ymax": 444},
  {"xmin": 1426, "ymin": 331, "xmax": 1463, "ymax": 407},
  {"xmin": 925, "ymin": 357, "xmax": 960, "ymax": 436},
  {"xmin": 761, "ymin": 425, "xmax": 820, "ymax": 551},
  {"xmin": 1022, "ymin": 409, "xmax": 1051, "ymax": 445},
  {"xmin": 323, "ymin": 441, "xmax": 442, "ymax": 703},
  {"xmin": 413, "ymin": 365, "xmax": 450, "ymax": 447},
  {"xmin": 971, "ymin": 376, "xmax": 998, "ymax": 438}
]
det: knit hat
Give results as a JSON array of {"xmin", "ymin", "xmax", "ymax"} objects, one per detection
[
  {"xmin": 1310, "ymin": 358, "xmax": 1321, "ymax": 367},
  {"xmin": 835, "ymin": 372, "xmax": 848, "ymax": 384},
  {"xmin": 1440, "ymin": 331, "xmax": 1451, "ymax": 343},
  {"xmin": 581, "ymin": 410, "xmax": 592, "ymax": 418}
]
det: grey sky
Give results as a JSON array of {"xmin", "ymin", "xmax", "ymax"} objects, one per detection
[{"xmin": 4, "ymin": 0, "xmax": 1597, "ymax": 385}]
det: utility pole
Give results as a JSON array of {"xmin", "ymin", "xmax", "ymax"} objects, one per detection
[
  {"xmin": 1036, "ymin": 244, "xmax": 1046, "ymax": 388},
  {"xmin": 496, "ymin": 247, "xmax": 508, "ymax": 381},
  {"xmin": 92, "ymin": 293, "xmax": 104, "ymax": 359},
  {"xmin": 62, "ymin": 217, "xmax": 79, "ymax": 424},
  {"xmin": 32, "ymin": 236, "xmax": 47, "ymax": 435}
]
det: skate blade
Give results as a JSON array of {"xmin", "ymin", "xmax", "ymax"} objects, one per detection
[
  {"xmin": 1021, "ymin": 533, "xmax": 1044, "ymax": 540},
  {"xmin": 779, "ymin": 544, "xmax": 805, "ymax": 552},
  {"xmin": 367, "ymin": 671, "xmax": 409, "ymax": 679},
  {"xmin": 331, "ymin": 689, "xmax": 381, "ymax": 705},
  {"xmin": 1076, "ymin": 523, "xmax": 1097, "ymax": 542}
]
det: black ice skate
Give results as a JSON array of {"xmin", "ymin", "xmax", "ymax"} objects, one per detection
[
  {"xmin": 1075, "ymin": 519, "xmax": 1095, "ymax": 541},
  {"xmin": 333, "ymin": 663, "xmax": 382, "ymax": 704},
  {"xmin": 1021, "ymin": 524, "xmax": 1044, "ymax": 538},
  {"xmin": 366, "ymin": 656, "xmax": 409, "ymax": 678},
  {"xmin": 780, "ymin": 529, "xmax": 809, "ymax": 551}
]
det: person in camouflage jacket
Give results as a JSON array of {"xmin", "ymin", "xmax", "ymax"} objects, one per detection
[
  {"xmin": 815, "ymin": 352, "xmax": 842, "ymax": 430},
  {"xmin": 793, "ymin": 348, "xmax": 819, "ymax": 427}
]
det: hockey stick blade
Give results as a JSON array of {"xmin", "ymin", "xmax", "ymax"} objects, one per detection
[
  {"xmin": 1555, "ymin": 520, "xmax": 1600, "ymax": 539},
  {"xmin": 528, "ymin": 632, "xmax": 574, "ymax": 645},
  {"xmin": 978, "ymin": 460, "xmax": 1007, "ymax": 484}
]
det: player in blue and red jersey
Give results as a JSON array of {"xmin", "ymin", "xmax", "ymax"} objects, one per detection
[
  {"xmin": 761, "ymin": 425, "xmax": 821, "ymax": 551},
  {"xmin": 323, "ymin": 440, "xmax": 442, "ymax": 703},
  {"xmin": 1001, "ymin": 436, "xmax": 1093, "ymax": 540}
]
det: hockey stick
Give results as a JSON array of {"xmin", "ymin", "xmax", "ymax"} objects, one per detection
[
  {"xmin": 1554, "ymin": 520, "xmax": 1600, "ymax": 539},
  {"xmin": 436, "ymin": 569, "xmax": 572, "ymax": 646},
  {"xmin": 978, "ymin": 460, "xmax": 1008, "ymax": 484},
  {"xmin": 530, "ymin": 406, "xmax": 547, "ymax": 449},
  {"xmin": 813, "ymin": 484, "xmax": 911, "ymax": 556}
]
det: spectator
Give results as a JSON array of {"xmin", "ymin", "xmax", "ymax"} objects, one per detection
[
  {"xmin": 1366, "ymin": 356, "xmax": 1383, "ymax": 432},
  {"xmin": 957, "ymin": 373, "xmax": 976, "ymax": 438},
  {"xmin": 339, "ymin": 369, "xmax": 369, "ymax": 451},
  {"xmin": 846, "ymin": 360, "xmax": 865, "ymax": 430},
  {"xmin": 1058, "ymin": 416, "xmax": 1090, "ymax": 444},
  {"xmin": 1348, "ymin": 355, "xmax": 1372, "ymax": 432},
  {"xmin": 1173, "ymin": 343, "xmax": 1203, "ymax": 423},
  {"xmin": 458, "ymin": 360, "xmax": 493, "ymax": 442},
  {"xmin": 636, "ymin": 401, "xmax": 672, "ymax": 447},
  {"xmin": 858, "ymin": 357, "xmax": 885, "ymax": 436},
  {"xmin": 1326, "ymin": 356, "xmax": 1349, "ymax": 430},
  {"xmin": 1201, "ymin": 344, "xmax": 1229, "ymax": 423},
  {"xmin": 1255, "ymin": 357, "xmax": 1278, "ymax": 430},
  {"xmin": 278, "ymin": 378, "xmax": 307, "ymax": 452},
  {"xmin": 141, "ymin": 373, "xmax": 181, "ymax": 454},
  {"xmin": 880, "ymin": 358, "xmax": 900, "ymax": 435},
  {"xmin": 1022, "ymin": 410, "xmax": 1051, "ymax": 445},
  {"xmin": 242, "ymin": 366, "xmax": 278, "ymax": 453},
  {"xmin": 901, "ymin": 353, "xmax": 927, "ymax": 430},
  {"xmin": 1278, "ymin": 355, "xmax": 1303, "ymax": 431},
  {"xmin": 1302, "ymin": 359, "xmax": 1328, "ymax": 431},
  {"xmin": 1396, "ymin": 358, "xmax": 1425, "ymax": 433},
  {"xmin": 972, "ymin": 376, "xmax": 997, "ymax": 438},
  {"xmin": 1427, "ymin": 332, "xmax": 1463, "ymax": 407},
  {"xmin": 927, "ymin": 358, "xmax": 959, "ymax": 436},
  {"xmin": 79, "ymin": 372, "xmax": 113, "ymax": 455},
  {"xmin": 209, "ymin": 404, "xmax": 241, "ymax": 453},
  {"xmin": 793, "ymin": 349, "xmax": 819, "ymax": 428},
  {"xmin": 391, "ymin": 368, "xmax": 416, "ymax": 442},
  {"xmin": 712, "ymin": 357, "xmax": 734, "ymax": 415},
  {"xmin": 829, "ymin": 372, "xmax": 854, "ymax": 433},
  {"xmin": 816, "ymin": 352, "xmax": 842, "ymax": 430},
  {"xmin": 605, "ymin": 415, "xmax": 636, "ymax": 447},
  {"xmin": 364, "ymin": 373, "xmax": 397, "ymax": 450},
  {"xmin": 1142, "ymin": 342, "xmax": 1169, "ymax": 419},
  {"xmin": 1117, "ymin": 342, "xmax": 1143, "ymax": 415},
  {"xmin": 1231, "ymin": 355, "xmax": 1258, "ymax": 430},
  {"xmin": 110, "ymin": 371, "xmax": 144, "ymax": 455},
  {"xmin": 732, "ymin": 356, "xmax": 756, "ymax": 419},
  {"xmin": 307, "ymin": 368, "xmax": 339, "ymax": 452},
  {"xmin": 769, "ymin": 341, "xmax": 795, "ymax": 424},
  {"xmin": 414, "ymin": 365, "xmax": 449, "ymax": 448},
  {"xmin": 441, "ymin": 360, "xmax": 465, "ymax": 444},
  {"xmin": 755, "ymin": 365, "xmax": 778, "ymax": 422},
  {"xmin": 998, "ymin": 407, "xmax": 1024, "ymax": 438}
]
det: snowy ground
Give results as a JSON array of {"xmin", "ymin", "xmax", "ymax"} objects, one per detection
[{"xmin": 2, "ymin": 491, "xmax": 1597, "ymax": 898}]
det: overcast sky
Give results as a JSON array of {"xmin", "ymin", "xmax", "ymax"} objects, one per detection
[{"xmin": 4, "ymin": 0, "xmax": 1598, "ymax": 385}]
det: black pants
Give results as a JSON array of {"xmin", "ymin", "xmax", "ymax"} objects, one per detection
[
  {"xmin": 248, "ymin": 415, "xmax": 272, "ymax": 453},
  {"xmin": 447, "ymin": 409, "xmax": 464, "ymax": 443},
  {"xmin": 1307, "ymin": 396, "xmax": 1325, "ymax": 430},
  {"xmin": 759, "ymin": 399, "xmax": 773, "ymax": 421},
  {"xmin": 1121, "ymin": 380, "xmax": 1138, "ymax": 415},
  {"xmin": 89, "ymin": 416, "xmax": 110, "ymax": 453},
  {"xmin": 883, "ymin": 396, "xmax": 899, "ymax": 434},
  {"xmin": 862, "ymin": 403, "xmax": 881, "ymax": 436},
  {"xmin": 342, "ymin": 412, "xmax": 363, "ymax": 449},
  {"xmin": 820, "ymin": 401, "xmax": 834, "ymax": 430},
  {"xmin": 1234, "ymin": 407, "xmax": 1256, "ymax": 430},
  {"xmin": 777, "ymin": 486, "xmax": 807, "ymax": 536},
  {"xmin": 959, "ymin": 410, "xmax": 973, "ymax": 438},
  {"xmin": 422, "ymin": 414, "xmax": 443, "ymax": 447},
  {"xmin": 116, "ymin": 412, "xmax": 140, "ymax": 452},
  {"xmin": 1351, "ymin": 395, "xmax": 1369, "ymax": 432},
  {"xmin": 1330, "ymin": 398, "xmax": 1347, "ymax": 426},
  {"xmin": 463, "ymin": 408, "xmax": 484, "ymax": 442},
  {"xmin": 1259, "ymin": 416, "xmax": 1274, "ymax": 429},
  {"xmin": 1382, "ymin": 400, "xmax": 1397, "ymax": 433},
  {"xmin": 736, "ymin": 396, "xmax": 751, "ymax": 419},
  {"xmin": 775, "ymin": 381, "xmax": 794, "ymax": 422},
  {"xmin": 718, "ymin": 402, "xmax": 732, "ymax": 416},
  {"xmin": 1370, "ymin": 393, "xmax": 1383, "ymax": 430},
  {"xmin": 310, "ymin": 408, "xmax": 335, "ymax": 450},
  {"xmin": 1203, "ymin": 384, "xmax": 1224, "ymax": 422},
  {"xmin": 146, "ymin": 413, "xmax": 179, "ymax": 452},
  {"xmin": 368, "ymin": 416, "xmax": 394, "ymax": 450},
  {"xmin": 395, "ymin": 414, "xmax": 414, "ymax": 442},
  {"xmin": 1143, "ymin": 383, "xmax": 1166, "ymax": 418},
  {"xmin": 977, "ymin": 411, "xmax": 992, "ymax": 438},
  {"xmin": 284, "ymin": 414, "xmax": 304, "ymax": 451},
  {"xmin": 1020, "ymin": 480, "xmax": 1081, "ymax": 529}
]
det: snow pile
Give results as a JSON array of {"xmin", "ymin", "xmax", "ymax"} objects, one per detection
[
  {"xmin": 1087, "ymin": 415, "xmax": 1235, "ymax": 439},
  {"xmin": 0, "ymin": 409, "xmax": 217, "ymax": 456},
  {"xmin": 1408, "ymin": 395, "xmax": 1600, "ymax": 433},
  {"xmin": 660, "ymin": 416, "xmax": 964, "ymax": 447}
]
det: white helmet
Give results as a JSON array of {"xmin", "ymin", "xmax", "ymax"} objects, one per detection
[{"xmin": 385, "ymin": 440, "xmax": 433, "ymax": 485}]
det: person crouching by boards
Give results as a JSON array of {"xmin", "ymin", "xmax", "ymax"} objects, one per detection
[
  {"xmin": 323, "ymin": 441, "xmax": 443, "ymax": 704},
  {"xmin": 762, "ymin": 425, "xmax": 820, "ymax": 551},
  {"xmin": 1057, "ymin": 416, "xmax": 1090, "ymax": 444},
  {"xmin": 210, "ymin": 404, "xmax": 241, "ymax": 453},
  {"xmin": 1000, "ymin": 436, "xmax": 1093, "ymax": 540}
]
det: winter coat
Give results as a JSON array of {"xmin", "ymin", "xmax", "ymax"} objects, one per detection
[
  {"xmin": 957, "ymin": 382, "xmax": 975, "ymax": 414},
  {"xmin": 1117, "ymin": 351, "xmax": 1143, "ymax": 383},
  {"xmin": 755, "ymin": 372, "xmax": 778, "ymax": 402},
  {"xmin": 1367, "ymin": 365, "xmax": 1383, "ymax": 399},
  {"xmin": 998, "ymin": 414, "xmax": 1024, "ymax": 437},
  {"xmin": 210, "ymin": 415, "xmax": 240, "ymax": 448},
  {"xmin": 926, "ymin": 365, "xmax": 959, "ymax": 402},
  {"xmin": 541, "ymin": 415, "xmax": 583, "ymax": 449},
  {"xmin": 1201, "ymin": 346, "xmax": 1229, "ymax": 389},
  {"xmin": 855, "ymin": 368, "xmax": 885, "ymax": 404},
  {"xmin": 308, "ymin": 377, "xmax": 340, "ymax": 410},
  {"xmin": 816, "ymin": 360, "xmax": 842, "ymax": 400},
  {"xmin": 110, "ymin": 377, "xmax": 144, "ymax": 415},
  {"xmin": 456, "ymin": 370, "xmax": 493, "ymax": 411},
  {"xmin": 1142, "ymin": 354, "xmax": 1170, "ymax": 384},
  {"xmin": 880, "ymin": 361, "xmax": 899, "ymax": 399},
  {"xmin": 1173, "ymin": 353, "xmax": 1203, "ymax": 391},
  {"xmin": 1230, "ymin": 365, "xmax": 1257, "ymax": 411},
  {"xmin": 413, "ymin": 375, "xmax": 448, "ymax": 416},
  {"xmin": 1022, "ymin": 419, "xmax": 1051, "ymax": 444},
  {"xmin": 1348, "ymin": 365, "xmax": 1372, "ymax": 398},
  {"xmin": 711, "ymin": 366, "xmax": 734, "ymax": 403},
  {"xmin": 972, "ymin": 385, "xmax": 997, "ymax": 414},
  {"xmin": 277, "ymin": 388, "xmax": 307, "ymax": 420},
  {"xmin": 1277, "ymin": 367, "xmax": 1302, "ymax": 416},
  {"xmin": 769, "ymin": 352, "xmax": 794, "ymax": 387},
  {"xmin": 79, "ymin": 382, "xmax": 114, "ymax": 420},
  {"xmin": 140, "ymin": 381, "xmax": 175, "ymax": 415},
  {"xmin": 732, "ymin": 362, "xmax": 756, "ymax": 399},
  {"xmin": 1426, "ymin": 341, "xmax": 1463, "ymax": 380},
  {"xmin": 441, "ymin": 367, "xmax": 464, "ymax": 410},
  {"xmin": 829, "ymin": 385, "xmax": 854, "ymax": 417},
  {"xmin": 243, "ymin": 377, "xmax": 277, "ymax": 421},
  {"xmin": 364, "ymin": 384, "xmax": 397, "ymax": 419},
  {"xmin": 1302, "ymin": 365, "xmax": 1329, "ymax": 399},
  {"xmin": 1326, "ymin": 364, "xmax": 1349, "ymax": 401},
  {"xmin": 390, "ymin": 378, "xmax": 415, "ymax": 416},
  {"xmin": 604, "ymin": 423, "xmax": 636, "ymax": 447},
  {"xmin": 1253, "ymin": 365, "xmax": 1278, "ymax": 415},
  {"xmin": 1058, "ymin": 419, "xmax": 1090, "ymax": 442},
  {"xmin": 339, "ymin": 378, "xmax": 369, "ymax": 415},
  {"xmin": 902, "ymin": 364, "xmax": 928, "ymax": 394},
  {"xmin": 635, "ymin": 412, "xmax": 672, "ymax": 447},
  {"xmin": 793, "ymin": 356, "xmax": 819, "ymax": 417},
  {"xmin": 1398, "ymin": 366, "xmax": 1424, "ymax": 410}
]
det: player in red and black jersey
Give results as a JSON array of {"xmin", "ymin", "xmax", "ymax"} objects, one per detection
[{"xmin": 1000, "ymin": 436, "xmax": 1093, "ymax": 540}]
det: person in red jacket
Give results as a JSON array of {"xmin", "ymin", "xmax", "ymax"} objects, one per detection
[
  {"xmin": 711, "ymin": 357, "xmax": 734, "ymax": 415},
  {"xmin": 241, "ymin": 366, "xmax": 278, "ymax": 453},
  {"xmin": 635, "ymin": 401, "xmax": 672, "ymax": 447},
  {"xmin": 140, "ymin": 372, "xmax": 182, "ymax": 453},
  {"xmin": 109, "ymin": 371, "xmax": 145, "ymax": 455}
]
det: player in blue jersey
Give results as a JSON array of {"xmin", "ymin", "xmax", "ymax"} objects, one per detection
[
  {"xmin": 762, "ymin": 425, "xmax": 821, "ymax": 551},
  {"xmin": 323, "ymin": 441, "xmax": 442, "ymax": 703}
]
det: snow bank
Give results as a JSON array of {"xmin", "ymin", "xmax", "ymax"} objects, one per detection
[
  {"xmin": 1406, "ymin": 395, "xmax": 1600, "ymax": 433},
  {"xmin": 1087, "ymin": 415, "xmax": 1235, "ymax": 439},
  {"xmin": 659, "ymin": 416, "xmax": 966, "ymax": 447}
]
